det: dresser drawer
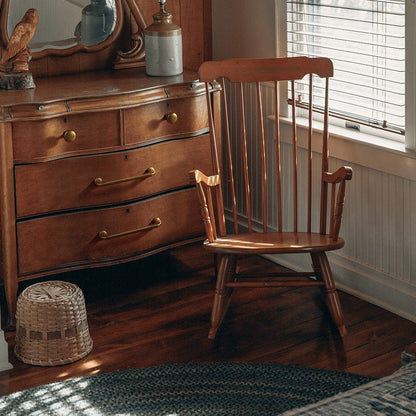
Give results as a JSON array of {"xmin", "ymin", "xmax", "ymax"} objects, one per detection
[
  {"xmin": 15, "ymin": 135, "xmax": 213, "ymax": 218},
  {"xmin": 13, "ymin": 111, "xmax": 120, "ymax": 162},
  {"xmin": 124, "ymin": 94, "xmax": 208, "ymax": 145},
  {"xmin": 17, "ymin": 188, "xmax": 203, "ymax": 275}
]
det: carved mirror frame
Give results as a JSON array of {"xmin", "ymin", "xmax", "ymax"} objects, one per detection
[{"xmin": 0, "ymin": 0, "xmax": 146, "ymax": 68}]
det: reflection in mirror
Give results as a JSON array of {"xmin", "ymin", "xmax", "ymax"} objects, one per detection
[{"xmin": 7, "ymin": 0, "xmax": 116, "ymax": 52}]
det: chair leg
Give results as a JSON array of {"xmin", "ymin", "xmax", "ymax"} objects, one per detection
[
  {"xmin": 311, "ymin": 252, "xmax": 347, "ymax": 337},
  {"xmin": 209, "ymin": 254, "xmax": 237, "ymax": 339}
]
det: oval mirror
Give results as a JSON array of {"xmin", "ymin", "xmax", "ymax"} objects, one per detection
[{"xmin": 1, "ymin": 0, "xmax": 121, "ymax": 56}]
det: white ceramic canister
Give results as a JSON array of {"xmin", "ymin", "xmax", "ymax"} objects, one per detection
[{"xmin": 145, "ymin": 0, "xmax": 183, "ymax": 76}]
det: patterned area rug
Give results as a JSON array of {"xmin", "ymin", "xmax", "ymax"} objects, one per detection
[{"xmin": 0, "ymin": 362, "xmax": 373, "ymax": 415}]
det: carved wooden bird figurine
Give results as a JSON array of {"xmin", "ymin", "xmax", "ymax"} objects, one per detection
[{"xmin": 0, "ymin": 8, "xmax": 38, "ymax": 73}]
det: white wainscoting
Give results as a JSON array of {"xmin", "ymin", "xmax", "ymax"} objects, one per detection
[{"xmin": 223, "ymin": 82, "xmax": 416, "ymax": 323}]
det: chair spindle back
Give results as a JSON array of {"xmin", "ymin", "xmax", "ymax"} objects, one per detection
[{"xmin": 199, "ymin": 57, "xmax": 348, "ymax": 241}]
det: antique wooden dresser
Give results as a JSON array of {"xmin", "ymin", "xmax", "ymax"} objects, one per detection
[
  {"xmin": 0, "ymin": 68, "xmax": 218, "ymax": 324},
  {"xmin": 0, "ymin": 0, "xmax": 216, "ymax": 324}
]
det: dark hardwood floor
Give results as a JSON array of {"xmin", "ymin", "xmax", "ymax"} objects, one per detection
[{"xmin": 1, "ymin": 242, "xmax": 416, "ymax": 396}]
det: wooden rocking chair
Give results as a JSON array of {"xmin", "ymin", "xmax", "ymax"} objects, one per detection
[{"xmin": 190, "ymin": 57, "xmax": 352, "ymax": 339}]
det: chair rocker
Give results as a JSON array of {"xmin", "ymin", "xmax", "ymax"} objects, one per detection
[{"xmin": 190, "ymin": 57, "xmax": 353, "ymax": 339}]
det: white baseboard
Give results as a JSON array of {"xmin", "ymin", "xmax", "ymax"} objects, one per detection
[
  {"xmin": 0, "ymin": 326, "xmax": 12, "ymax": 372},
  {"xmin": 264, "ymin": 251, "xmax": 416, "ymax": 324},
  {"xmin": 0, "ymin": 331, "xmax": 12, "ymax": 372}
]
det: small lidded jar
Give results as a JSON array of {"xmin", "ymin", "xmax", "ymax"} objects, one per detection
[{"xmin": 145, "ymin": 0, "xmax": 183, "ymax": 76}]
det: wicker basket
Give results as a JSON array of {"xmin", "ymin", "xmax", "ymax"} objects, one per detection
[{"xmin": 14, "ymin": 281, "xmax": 93, "ymax": 366}]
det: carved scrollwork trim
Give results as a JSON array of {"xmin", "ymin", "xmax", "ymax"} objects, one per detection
[{"xmin": 113, "ymin": 0, "xmax": 146, "ymax": 69}]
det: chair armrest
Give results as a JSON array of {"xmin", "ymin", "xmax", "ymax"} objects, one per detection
[
  {"xmin": 189, "ymin": 169, "xmax": 224, "ymax": 242},
  {"xmin": 322, "ymin": 166, "xmax": 353, "ymax": 240},
  {"xmin": 189, "ymin": 169, "xmax": 221, "ymax": 187},
  {"xmin": 323, "ymin": 166, "xmax": 353, "ymax": 183}
]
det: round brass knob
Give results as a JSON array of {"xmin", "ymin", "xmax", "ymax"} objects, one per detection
[
  {"xmin": 63, "ymin": 130, "xmax": 77, "ymax": 142},
  {"xmin": 165, "ymin": 112, "xmax": 178, "ymax": 124},
  {"xmin": 98, "ymin": 230, "xmax": 108, "ymax": 240}
]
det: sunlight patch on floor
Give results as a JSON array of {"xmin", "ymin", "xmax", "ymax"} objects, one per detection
[{"xmin": 58, "ymin": 359, "xmax": 102, "ymax": 379}]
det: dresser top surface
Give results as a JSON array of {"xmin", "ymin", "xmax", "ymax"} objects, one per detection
[{"xmin": 0, "ymin": 68, "xmax": 201, "ymax": 108}]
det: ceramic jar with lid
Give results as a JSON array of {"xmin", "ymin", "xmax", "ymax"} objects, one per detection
[{"xmin": 145, "ymin": 0, "xmax": 183, "ymax": 76}]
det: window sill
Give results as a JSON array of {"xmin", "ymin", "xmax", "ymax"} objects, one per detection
[{"xmin": 277, "ymin": 117, "xmax": 416, "ymax": 182}]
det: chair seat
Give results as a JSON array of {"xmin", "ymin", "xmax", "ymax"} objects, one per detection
[{"xmin": 204, "ymin": 232, "xmax": 344, "ymax": 254}]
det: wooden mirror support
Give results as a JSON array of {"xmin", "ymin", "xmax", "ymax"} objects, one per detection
[
  {"xmin": 0, "ymin": 0, "xmax": 147, "ymax": 76},
  {"xmin": 113, "ymin": 0, "xmax": 146, "ymax": 69}
]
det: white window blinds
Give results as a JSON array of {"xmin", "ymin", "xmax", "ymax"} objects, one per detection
[{"xmin": 287, "ymin": 0, "xmax": 405, "ymax": 135}]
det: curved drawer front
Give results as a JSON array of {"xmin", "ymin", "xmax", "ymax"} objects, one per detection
[
  {"xmin": 17, "ymin": 188, "xmax": 203, "ymax": 275},
  {"xmin": 13, "ymin": 111, "xmax": 120, "ymax": 162},
  {"xmin": 125, "ymin": 94, "xmax": 208, "ymax": 145},
  {"xmin": 15, "ymin": 135, "xmax": 213, "ymax": 218}
]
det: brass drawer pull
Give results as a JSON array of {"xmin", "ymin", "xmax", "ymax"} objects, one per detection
[
  {"xmin": 63, "ymin": 130, "xmax": 77, "ymax": 142},
  {"xmin": 165, "ymin": 112, "xmax": 178, "ymax": 124},
  {"xmin": 94, "ymin": 167, "xmax": 156, "ymax": 187},
  {"xmin": 98, "ymin": 217, "xmax": 162, "ymax": 240}
]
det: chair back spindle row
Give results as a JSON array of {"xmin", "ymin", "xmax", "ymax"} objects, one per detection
[
  {"xmin": 200, "ymin": 57, "xmax": 347, "ymax": 241},
  {"xmin": 194, "ymin": 57, "xmax": 352, "ymax": 340}
]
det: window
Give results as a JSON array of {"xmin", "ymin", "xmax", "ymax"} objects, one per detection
[{"xmin": 285, "ymin": 0, "xmax": 406, "ymax": 141}]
